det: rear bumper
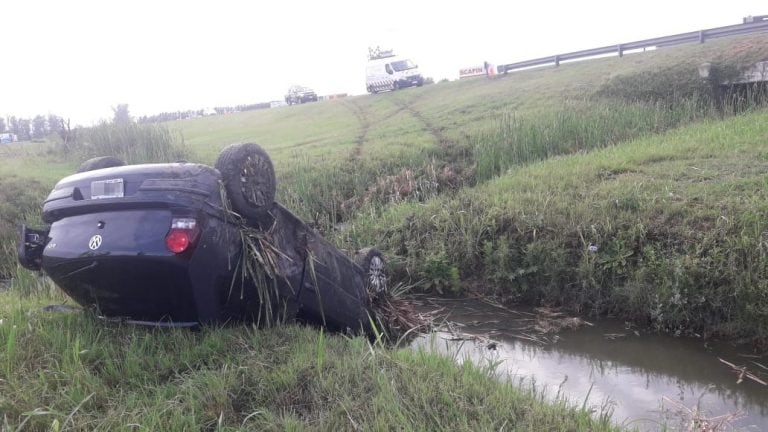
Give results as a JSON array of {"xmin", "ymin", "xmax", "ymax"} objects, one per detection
[
  {"xmin": 397, "ymin": 75, "xmax": 423, "ymax": 87},
  {"xmin": 40, "ymin": 208, "xmax": 245, "ymax": 324},
  {"xmin": 44, "ymin": 255, "xmax": 202, "ymax": 322}
]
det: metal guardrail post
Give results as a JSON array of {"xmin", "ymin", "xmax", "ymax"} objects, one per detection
[
  {"xmin": 617, "ymin": 44, "xmax": 624, "ymax": 57},
  {"xmin": 554, "ymin": 55, "xmax": 560, "ymax": 66},
  {"xmin": 699, "ymin": 30, "xmax": 706, "ymax": 43}
]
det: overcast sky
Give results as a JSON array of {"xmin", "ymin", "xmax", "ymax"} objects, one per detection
[{"xmin": 2, "ymin": 0, "xmax": 765, "ymax": 125}]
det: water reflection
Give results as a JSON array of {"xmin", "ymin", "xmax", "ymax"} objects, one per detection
[{"xmin": 412, "ymin": 298, "xmax": 768, "ymax": 431}]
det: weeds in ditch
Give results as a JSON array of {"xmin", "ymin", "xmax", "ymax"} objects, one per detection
[
  {"xmin": 0, "ymin": 176, "xmax": 47, "ymax": 279},
  {"xmin": 368, "ymin": 281, "xmax": 435, "ymax": 346},
  {"xmin": 57, "ymin": 121, "xmax": 189, "ymax": 164},
  {"xmin": 474, "ymin": 85, "xmax": 768, "ymax": 183},
  {"xmin": 279, "ymin": 149, "xmax": 466, "ymax": 232},
  {"xmin": 338, "ymin": 111, "xmax": 768, "ymax": 342},
  {"xmin": 474, "ymin": 98, "xmax": 711, "ymax": 182},
  {"xmin": 659, "ymin": 394, "xmax": 745, "ymax": 432}
]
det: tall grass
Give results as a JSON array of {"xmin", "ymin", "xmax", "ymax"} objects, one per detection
[
  {"xmin": 278, "ymin": 150, "xmax": 449, "ymax": 231},
  {"xmin": 59, "ymin": 121, "xmax": 189, "ymax": 164},
  {"xmin": 0, "ymin": 286, "xmax": 616, "ymax": 431},
  {"xmin": 473, "ymin": 91, "xmax": 768, "ymax": 182},
  {"xmin": 0, "ymin": 177, "xmax": 47, "ymax": 279}
]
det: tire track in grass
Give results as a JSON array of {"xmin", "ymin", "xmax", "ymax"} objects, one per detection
[
  {"xmin": 341, "ymin": 95, "xmax": 409, "ymax": 159},
  {"xmin": 389, "ymin": 96, "xmax": 474, "ymax": 190},
  {"xmin": 390, "ymin": 97, "xmax": 470, "ymax": 167},
  {"xmin": 390, "ymin": 97, "xmax": 452, "ymax": 150},
  {"xmin": 340, "ymin": 98, "xmax": 371, "ymax": 159}
]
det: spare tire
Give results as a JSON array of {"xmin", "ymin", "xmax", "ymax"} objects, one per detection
[
  {"xmin": 215, "ymin": 143, "xmax": 276, "ymax": 219},
  {"xmin": 76, "ymin": 156, "xmax": 125, "ymax": 173},
  {"xmin": 355, "ymin": 247, "xmax": 388, "ymax": 296}
]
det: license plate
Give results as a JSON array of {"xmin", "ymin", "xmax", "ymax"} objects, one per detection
[{"xmin": 91, "ymin": 178, "xmax": 124, "ymax": 199}]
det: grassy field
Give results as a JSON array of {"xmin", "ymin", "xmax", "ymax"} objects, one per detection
[
  {"xmin": 0, "ymin": 285, "xmax": 614, "ymax": 431},
  {"xmin": 2, "ymin": 32, "xmax": 768, "ymax": 429}
]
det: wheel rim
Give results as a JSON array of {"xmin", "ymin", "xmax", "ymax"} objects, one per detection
[{"xmin": 368, "ymin": 256, "xmax": 386, "ymax": 293}]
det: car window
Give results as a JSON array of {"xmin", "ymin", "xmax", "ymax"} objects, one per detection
[{"xmin": 391, "ymin": 60, "xmax": 416, "ymax": 72}]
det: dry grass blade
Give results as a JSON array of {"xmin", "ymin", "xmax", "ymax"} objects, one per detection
[
  {"xmin": 718, "ymin": 358, "xmax": 768, "ymax": 386},
  {"xmin": 369, "ymin": 283, "xmax": 435, "ymax": 345},
  {"xmin": 661, "ymin": 395, "xmax": 746, "ymax": 432},
  {"xmin": 237, "ymin": 224, "xmax": 288, "ymax": 327}
]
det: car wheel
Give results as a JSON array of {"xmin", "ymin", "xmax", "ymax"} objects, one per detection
[
  {"xmin": 216, "ymin": 143, "xmax": 276, "ymax": 219},
  {"xmin": 76, "ymin": 156, "xmax": 125, "ymax": 173},
  {"xmin": 355, "ymin": 247, "xmax": 387, "ymax": 296}
]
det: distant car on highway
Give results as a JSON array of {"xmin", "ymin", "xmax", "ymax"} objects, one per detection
[
  {"xmin": 366, "ymin": 50, "xmax": 424, "ymax": 94},
  {"xmin": 285, "ymin": 85, "xmax": 318, "ymax": 105},
  {"xmin": 0, "ymin": 133, "xmax": 18, "ymax": 144}
]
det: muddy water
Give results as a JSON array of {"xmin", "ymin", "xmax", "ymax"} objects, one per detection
[{"xmin": 412, "ymin": 298, "xmax": 768, "ymax": 431}]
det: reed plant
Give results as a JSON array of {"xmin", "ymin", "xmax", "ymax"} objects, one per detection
[
  {"xmin": 472, "ymin": 93, "xmax": 764, "ymax": 182},
  {"xmin": 60, "ymin": 121, "xmax": 189, "ymax": 164}
]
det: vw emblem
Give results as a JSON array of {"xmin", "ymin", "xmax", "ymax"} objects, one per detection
[{"xmin": 88, "ymin": 234, "xmax": 102, "ymax": 250}]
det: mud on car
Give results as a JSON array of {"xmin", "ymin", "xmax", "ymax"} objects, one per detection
[{"xmin": 18, "ymin": 144, "xmax": 387, "ymax": 330}]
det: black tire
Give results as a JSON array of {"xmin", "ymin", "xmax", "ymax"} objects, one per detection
[
  {"xmin": 215, "ymin": 143, "xmax": 276, "ymax": 219},
  {"xmin": 76, "ymin": 156, "xmax": 125, "ymax": 173},
  {"xmin": 355, "ymin": 247, "xmax": 387, "ymax": 296}
]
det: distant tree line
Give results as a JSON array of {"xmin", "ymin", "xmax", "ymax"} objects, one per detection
[
  {"xmin": 2, "ymin": 100, "xmax": 276, "ymax": 136},
  {"xmin": 137, "ymin": 102, "xmax": 272, "ymax": 124},
  {"xmin": 0, "ymin": 113, "xmax": 67, "ymax": 141}
]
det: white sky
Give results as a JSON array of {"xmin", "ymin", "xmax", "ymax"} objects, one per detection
[{"xmin": 1, "ymin": 0, "xmax": 765, "ymax": 125}]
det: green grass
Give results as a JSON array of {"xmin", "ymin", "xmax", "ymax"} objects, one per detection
[
  {"xmin": 169, "ymin": 101, "xmax": 361, "ymax": 164},
  {"xmin": 337, "ymin": 111, "xmax": 768, "ymax": 340},
  {"xmin": 0, "ymin": 285, "xmax": 614, "ymax": 431},
  {"xmin": 472, "ymin": 97, "xmax": 717, "ymax": 181}
]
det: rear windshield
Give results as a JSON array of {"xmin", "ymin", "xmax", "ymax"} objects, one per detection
[{"xmin": 391, "ymin": 60, "xmax": 416, "ymax": 72}]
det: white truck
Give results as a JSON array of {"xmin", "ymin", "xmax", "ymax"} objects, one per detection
[{"xmin": 365, "ymin": 51, "xmax": 424, "ymax": 94}]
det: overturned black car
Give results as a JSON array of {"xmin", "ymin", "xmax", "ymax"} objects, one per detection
[{"xmin": 18, "ymin": 144, "xmax": 387, "ymax": 331}]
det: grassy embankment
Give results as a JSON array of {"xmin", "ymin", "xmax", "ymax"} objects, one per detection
[
  {"xmin": 0, "ymin": 282, "xmax": 614, "ymax": 430},
  {"xmin": 1, "ymin": 33, "xmax": 768, "ymax": 429}
]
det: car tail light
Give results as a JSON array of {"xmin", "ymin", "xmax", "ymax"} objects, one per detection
[{"xmin": 165, "ymin": 218, "xmax": 199, "ymax": 254}]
